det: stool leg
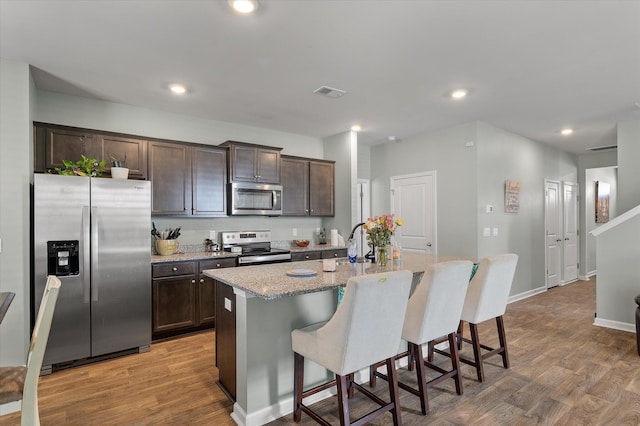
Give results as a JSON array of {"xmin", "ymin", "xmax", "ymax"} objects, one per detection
[
  {"xmin": 412, "ymin": 342, "xmax": 429, "ymax": 415},
  {"xmin": 496, "ymin": 316, "xmax": 510, "ymax": 369},
  {"xmin": 348, "ymin": 373, "xmax": 355, "ymax": 398},
  {"xmin": 386, "ymin": 357, "xmax": 403, "ymax": 426},
  {"xmin": 293, "ymin": 352, "xmax": 304, "ymax": 422},
  {"xmin": 336, "ymin": 374, "xmax": 350, "ymax": 426},
  {"xmin": 427, "ymin": 340, "xmax": 435, "ymax": 362},
  {"xmin": 448, "ymin": 332, "xmax": 463, "ymax": 396},
  {"xmin": 457, "ymin": 321, "xmax": 464, "ymax": 350},
  {"xmin": 469, "ymin": 323, "xmax": 485, "ymax": 382}
]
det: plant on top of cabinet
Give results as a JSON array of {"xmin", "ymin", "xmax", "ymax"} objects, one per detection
[
  {"xmin": 49, "ymin": 155, "xmax": 106, "ymax": 177},
  {"xmin": 221, "ymin": 140, "xmax": 282, "ymax": 184}
]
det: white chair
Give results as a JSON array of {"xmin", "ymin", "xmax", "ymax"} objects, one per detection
[
  {"xmin": 436, "ymin": 254, "xmax": 518, "ymax": 382},
  {"xmin": 0, "ymin": 276, "xmax": 61, "ymax": 426},
  {"xmin": 291, "ymin": 270, "xmax": 413, "ymax": 426},
  {"xmin": 370, "ymin": 260, "xmax": 473, "ymax": 415}
]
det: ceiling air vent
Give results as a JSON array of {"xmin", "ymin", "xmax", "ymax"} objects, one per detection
[
  {"xmin": 313, "ymin": 86, "xmax": 347, "ymax": 98},
  {"xmin": 585, "ymin": 145, "xmax": 617, "ymax": 152}
]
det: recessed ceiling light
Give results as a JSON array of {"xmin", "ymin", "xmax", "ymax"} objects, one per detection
[
  {"xmin": 351, "ymin": 125, "xmax": 361, "ymax": 132},
  {"xmin": 450, "ymin": 89, "xmax": 468, "ymax": 99},
  {"xmin": 168, "ymin": 84, "xmax": 187, "ymax": 95},
  {"xmin": 229, "ymin": 0, "xmax": 258, "ymax": 14},
  {"xmin": 561, "ymin": 128, "xmax": 574, "ymax": 136}
]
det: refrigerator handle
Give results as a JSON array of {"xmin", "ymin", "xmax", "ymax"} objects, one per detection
[
  {"xmin": 82, "ymin": 205, "xmax": 91, "ymax": 304},
  {"xmin": 91, "ymin": 206, "xmax": 99, "ymax": 302}
]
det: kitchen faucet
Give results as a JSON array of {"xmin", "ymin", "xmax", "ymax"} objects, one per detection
[{"xmin": 348, "ymin": 222, "xmax": 375, "ymax": 260}]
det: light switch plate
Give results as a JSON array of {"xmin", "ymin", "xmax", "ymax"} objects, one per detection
[
  {"xmin": 493, "ymin": 227, "xmax": 499, "ymax": 236},
  {"xmin": 483, "ymin": 227, "xmax": 491, "ymax": 237},
  {"xmin": 292, "ymin": 228, "xmax": 297, "ymax": 236},
  {"xmin": 224, "ymin": 298, "xmax": 232, "ymax": 312}
]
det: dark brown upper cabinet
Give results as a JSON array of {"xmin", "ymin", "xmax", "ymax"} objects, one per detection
[
  {"xmin": 282, "ymin": 155, "xmax": 335, "ymax": 216},
  {"xmin": 149, "ymin": 141, "xmax": 227, "ymax": 217},
  {"xmin": 100, "ymin": 135, "xmax": 148, "ymax": 179},
  {"xmin": 221, "ymin": 141, "xmax": 282, "ymax": 184}
]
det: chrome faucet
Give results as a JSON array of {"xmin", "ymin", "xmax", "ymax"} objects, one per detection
[{"xmin": 348, "ymin": 222, "xmax": 375, "ymax": 260}]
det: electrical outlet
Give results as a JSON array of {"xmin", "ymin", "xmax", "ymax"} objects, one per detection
[
  {"xmin": 493, "ymin": 227, "xmax": 499, "ymax": 236},
  {"xmin": 483, "ymin": 227, "xmax": 491, "ymax": 237},
  {"xmin": 316, "ymin": 228, "xmax": 321, "ymax": 234},
  {"xmin": 209, "ymin": 230, "xmax": 216, "ymax": 240},
  {"xmin": 292, "ymin": 228, "xmax": 297, "ymax": 237}
]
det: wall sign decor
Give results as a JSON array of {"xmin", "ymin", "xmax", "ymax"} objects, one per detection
[
  {"xmin": 505, "ymin": 180, "xmax": 521, "ymax": 213},
  {"xmin": 595, "ymin": 180, "xmax": 610, "ymax": 223}
]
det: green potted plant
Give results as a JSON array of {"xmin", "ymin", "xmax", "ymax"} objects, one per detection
[{"xmin": 49, "ymin": 155, "xmax": 106, "ymax": 177}]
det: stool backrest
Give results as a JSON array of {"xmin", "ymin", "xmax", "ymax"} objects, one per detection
[
  {"xmin": 321, "ymin": 270, "xmax": 412, "ymax": 376},
  {"xmin": 402, "ymin": 260, "xmax": 473, "ymax": 344},
  {"xmin": 461, "ymin": 254, "xmax": 518, "ymax": 323},
  {"xmin": 22, "ymin": 276, "xmax": 61, "ymax": 426}
]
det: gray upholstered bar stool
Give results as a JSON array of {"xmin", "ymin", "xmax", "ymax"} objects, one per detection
[
  {"xmin": 370, "ymin": 260, "xmax": 473, "ymax": 415},
  {"xmin": 435, "ymin": 254, "xmax": 518, "ymax": 382},
  {"xmin": 291, "ymin": 270, "xmax": 413, "ymax": 426}
]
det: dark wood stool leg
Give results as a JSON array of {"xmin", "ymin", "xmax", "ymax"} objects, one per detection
[
  {"xmin": 635, "ymin": 295, "xmax": 640, "ymax": 356},
  {"xmin": 457, "ymin": 321, "xmax": 464, "ymax": 350},
  {"xmin": 427, "ymin": 340, "xmax": 435, "ymax": 362},
  {"xmin": 386, "ymin": 357, "xmax": 403, "ymax": 426},
  {"xmin": 336, "ymin": 374, "xmax": 350, "ymax": 426},
  {"xmin": 496, "ymin": 316, "xmax": 510, "ymax": 369},
  {"xmin": 348, "ymin": 373, "xmax": 355, "ymax": 398},
  {"xmin": 412, "ymin": 342, "xmax": 429, "ymax": 415},
  {"xmin": 448, "ymin": 332, "xmax": 463, "ymax": 395},
  {"xmin": 293, "ymin": 352, "xmax": 304, "ymax": 422},
  {"xmin": 469, "ymin": 322, "xmax": 485, "ymax": 382}
]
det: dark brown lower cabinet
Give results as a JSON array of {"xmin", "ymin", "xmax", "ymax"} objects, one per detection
[
  {"xmin": 152, "ymin": 258, "xmax": 235, "ymax": 340},
  {"xmin": 215, "ymin": 281, "xmax": 236, "ymax": 400}
]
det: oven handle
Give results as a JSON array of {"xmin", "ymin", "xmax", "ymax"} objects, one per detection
[
  {"xmin": 273, "ymin": 190, "xmax": 277, "ymax": 208},
  {"xmin": 238, "ymin": 253, "xmax": 292, "ymax": 265}
]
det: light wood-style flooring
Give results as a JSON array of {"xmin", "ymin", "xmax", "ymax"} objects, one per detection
[{"xmin": 1, "ymin": 277, "xmax": 639, "ymax": 425}]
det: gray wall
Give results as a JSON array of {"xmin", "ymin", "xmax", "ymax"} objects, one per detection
[
  {"xmin": 584, "ymin": 167, "xmax": 618, "ymax": 275},
  {"xmin": 321, "ymin": 131, "xmax": 357, "ymax": 239},
  {"xmin": 0, "ymin": 59, "xmax": 33, "ymax": 415},
  {"xmin": 35, "ymin": 90, "xmax": 331, "ymax": 244},
  {"xmin": 371, "ymin": 122, "xmax": 478, "ymax": 258},
  {"xmin": 617, "ymin": 119, "xmax": 640, "ymax": 213},
  {"xmin": 476, "ymin": 122, "xmax": 578, "ymax": 296}
]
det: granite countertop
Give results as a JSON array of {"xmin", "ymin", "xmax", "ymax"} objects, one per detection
[
  {"xmin": 203, "ymin": 251, "xmax": 471, "ymax": 300},
  {"xmin": 151, "ymin": 244, "xmax": 347, "ymax": 263}
]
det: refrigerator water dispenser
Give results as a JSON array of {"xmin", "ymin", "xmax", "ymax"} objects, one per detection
[{"xmin": 47, "ymin": 240, "xmax": 79, "ymax": 276}]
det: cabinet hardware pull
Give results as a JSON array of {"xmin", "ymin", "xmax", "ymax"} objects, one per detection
[
  {"xmin": 200, "ymin": 279, "xmax": 204, "ymax": 283},
  {"xmin": 191, "ymin": 279, "xmax": 196, "ymax": 284},
  {"xmin": 172, "ymin": 267, "xmax": 178, "ymax": 271},
  {"xmin": 305, "ymin": 255, "xmax": 309, "ymax": 259},
  {"xmin": 216, "ymin": 263, "xmax": 221, "ymax": 267}
]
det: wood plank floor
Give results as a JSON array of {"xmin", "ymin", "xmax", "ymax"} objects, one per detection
[{"xmin": 2, "ymin": 277, "xmax": 639, "ymax": 425}]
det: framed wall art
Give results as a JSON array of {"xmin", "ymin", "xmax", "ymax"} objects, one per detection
[{"xmin": 505, "ymin": 180, "xmax": 521, "ymax": 213}]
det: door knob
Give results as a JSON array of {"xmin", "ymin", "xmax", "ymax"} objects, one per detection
[
  {"xmin": 556, "ymin": 239, "xmax": 562, "ymax": 242},
  {"xmin": 426, "ymin": 243, "xmax": 432, "ymax": 247}
]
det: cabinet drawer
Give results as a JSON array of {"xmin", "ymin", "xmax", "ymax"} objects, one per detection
[
  {"xmin": 291, "ymin": 251, "xmax": 322, "ymax": 262},
  {"xmin": 321, "ymin": 249, "xmax": 348, "ymax": 259},
  {"xmin": 152, "ymin": 261, "xmax": 196, "ymax": 278},
  {"xmin": 199, "ymin": 257, "xmax": 237, "ymax": 271}
]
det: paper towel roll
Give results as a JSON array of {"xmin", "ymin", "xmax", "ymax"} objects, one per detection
[{"xmin": 330, "ymin": 229, "xmax": 338, "ymax": 246}]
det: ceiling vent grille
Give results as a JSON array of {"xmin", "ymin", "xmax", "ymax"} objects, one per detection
[
  {"xmin": 313, "ymin": 86, "xmax": 347, "ymax": 98},
  {"xmin": 585, "ymin": 145, "xmax": 617, "ymax": 152}
]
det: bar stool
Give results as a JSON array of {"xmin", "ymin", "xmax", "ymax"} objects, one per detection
[
  {"xmin": 434, "ymin": 254, "xmax": 518, "ymax": 382},
  {"xmin": 370, "ymin": 260, "xmax": 473, "ymax": 415},
  {"xmin": 291, "ymin": 270, "xmax": 413, "ymax": 426}
]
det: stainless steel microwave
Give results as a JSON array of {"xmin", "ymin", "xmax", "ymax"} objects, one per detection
[{"xmin": 229, "ymin": 182, "xmax": 283, "ymax": 216}]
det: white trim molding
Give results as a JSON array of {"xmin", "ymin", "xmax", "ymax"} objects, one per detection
[{"xmin": 593, "ymin": 318, "xmax": 636, "ymax": 333}]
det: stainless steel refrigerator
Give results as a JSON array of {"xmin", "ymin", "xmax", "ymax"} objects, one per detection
[{"xmin": 33, "ymin": 174, "xmax": 151, "ymax": 371}]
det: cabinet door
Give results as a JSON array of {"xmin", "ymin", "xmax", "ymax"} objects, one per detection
[
  {"xmin": 152, "ymin": 276, "xmax": 197, "ymax": 333},
  {"xmin": 216, "ymin": 281, "xmax": 236, "ymax": 399},
  {"xmin": 192, "ymin": 146, "xmax": 227, "ymax": 216},
  {"xmin": 322, "ymin": 248, "xmax": 347, "ymax": 259},
  {"xmin": 229, "ymin": 144, "xmax": 258, "ymax": 182},
  {"xmin": 198, "ymin": 275, "xmax": 216, "ymax": 325},
  {"xmin": 101, "ymin": 135, "xmax": 148, "ymax": 179},
  {"xmin": 149, "ymin": 142, "xmax": 192, "ymax": 215},
  {"xmin": 256, "ymin": 148, "xmax": 281, "ymax": 183},
  {"xmin": 281, "ymin": 157, "xmax": 309, "ymax": 216},
  {"xmin": 45, "ymin": 127, "xmax": 100, "ymax": 170},
  {"xmin": 309, "ymin": 161, "xmax": 335, "ymax": 216}
]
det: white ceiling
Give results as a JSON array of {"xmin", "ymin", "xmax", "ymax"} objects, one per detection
[{"xmin": 1, "ymin": 0, "xmax": 639, "ymax": 155}]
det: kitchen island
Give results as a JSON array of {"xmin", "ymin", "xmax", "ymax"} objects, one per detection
[{"xmin": 203, "ymin": 251, "xmax": 469, "ymax": 426}]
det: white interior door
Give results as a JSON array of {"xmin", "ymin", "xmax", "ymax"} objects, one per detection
[
  {"xmin": 391, "ymin": 171, "xmax": 436, "ymax": 254},
  {"xmin": 562, "ymin": 182, "xmax": 579, "ymax": 283},
  {"xmin": 545, "ymin": 180, "xmax": 562, "ymax": 288}
]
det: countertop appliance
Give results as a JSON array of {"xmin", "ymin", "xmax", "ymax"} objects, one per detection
[
  {"xmin": 228, "ymin": 182, "xmax": 283, "ymax": 216},
  {"xmin": 221, "ymin": 230, "xmax": 291, "ymax": 265},
  {"xmin": 32, "ymin": 174, "xmax": 151, "ymax": 372}
]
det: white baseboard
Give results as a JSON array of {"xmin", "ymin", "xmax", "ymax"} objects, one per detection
[
  {"xmin": 507, "ymin": 285, "xmax": 547, "ymax": 304},
  {"xmin": 593, "ymin": 318, "xmax": 636, "ymax": 333}
]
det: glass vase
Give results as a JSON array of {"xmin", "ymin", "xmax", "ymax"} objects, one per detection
[{"xmin": 376, "ymin": 245, "xmax": 390, "ymax": 266}]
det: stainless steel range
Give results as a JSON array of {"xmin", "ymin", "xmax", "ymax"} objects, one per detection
[{"xmin": 221, "ymin": 230, "xmax": 291, "ymax": 266}]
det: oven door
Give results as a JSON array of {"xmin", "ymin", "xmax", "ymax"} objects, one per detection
[
  {"xmin": 229, "ymin": 182, "xmax": 283, "ymax": 216},
  {"xmin": 237, "ymin": 253, "xmax": 292, "ymax": 266}
]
